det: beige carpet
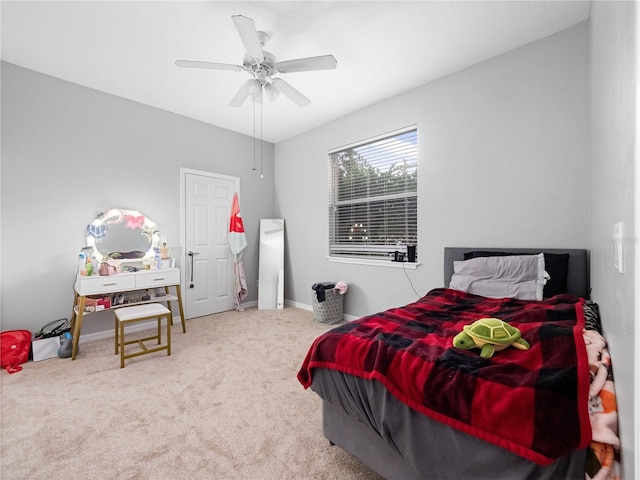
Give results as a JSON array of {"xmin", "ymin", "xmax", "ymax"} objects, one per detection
[{"xmin": 1, "ymin": 307, "xmax": 383, "ymax": 480}]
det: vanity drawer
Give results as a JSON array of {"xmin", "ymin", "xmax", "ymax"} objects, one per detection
[
  {"xmin": 76, "ymin": 275, "xmax": 136, "ymax": 296},
  {"xmin": 135, "ymin": 269, "xmax": 180, "ymax": 288}
]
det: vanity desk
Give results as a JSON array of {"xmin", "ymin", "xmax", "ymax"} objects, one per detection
[
  {"xmin": 70, "ymin": 268, "xmax": 186, "ymax": 361},
  {"xmin": 73, "ymin": 207, "xmax": 186, "ymax": 361}
]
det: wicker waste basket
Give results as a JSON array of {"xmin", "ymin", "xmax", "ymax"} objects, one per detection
[{"xmin": 312, "ymin": 288, "xmax": 344, "ymax": 324}]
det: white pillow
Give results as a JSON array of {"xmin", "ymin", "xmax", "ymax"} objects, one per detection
[{"xmin": 450, "ymin": 254, "xmax": 546, "ymax": 301}]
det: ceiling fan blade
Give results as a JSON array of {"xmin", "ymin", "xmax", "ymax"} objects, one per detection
[
  {"xmin": 175, "ymin": 60, "xmax": 244, "ymax": 72},
  {"xmin": 231, "ymin": 15, "xmax": 264, "ymax": 63},
  {"xmin": 272, "ymin": 78, "xmax": 311, "ymax": 107},
  {"xmin": 228, "ymin": 81, "xmax": 252, "ymax": 107},
  {"xmin": 276, "ymin": 55, "xmax": 337, "ymax": 74}
]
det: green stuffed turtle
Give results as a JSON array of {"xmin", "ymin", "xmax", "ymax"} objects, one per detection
[{"xmin": 453, "ymin": 318, "xmax": 530, "ymax": 358}]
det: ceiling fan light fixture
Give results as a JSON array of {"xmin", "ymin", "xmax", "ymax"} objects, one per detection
[
  {"xmin": 247, "ymin": 79, "xmax": 261, "ymax": 96},
  {"xmin": 264, "ymin": 82, "xmax": 280, "ymax": 101}
]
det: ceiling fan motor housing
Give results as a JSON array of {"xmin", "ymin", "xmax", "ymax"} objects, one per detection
[{"xmin": 244, "ymin": 51, "xmax": 277, "ymax": 83}]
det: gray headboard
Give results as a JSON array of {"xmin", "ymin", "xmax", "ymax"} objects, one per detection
[{"xmin": 444, "ymin": 248, "xmax": 590, "ymax": 299}]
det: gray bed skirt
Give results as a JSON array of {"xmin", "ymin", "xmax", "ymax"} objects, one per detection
[{"xmin": 314, "ymin": 369, "xmax": 587, "ymax": 480}]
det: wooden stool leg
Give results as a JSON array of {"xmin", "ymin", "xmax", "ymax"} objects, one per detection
[
  {"xmin": 166, "ymin": 301, "xmax": 174, "ymax": 329},
  {"xmin": 120, "ymin": 321, "xmax": 126, "ymax": 368},
  {"xmin": 115, "ymin": 316, "xmax": 119, "ymax": 354},
  {"xmin": 166, "ymin": 313, "xmax": 171, "ymax": 356},
  {"xmin": 157, "ymin": 318, "xmax": 162, "ymax": 344}
]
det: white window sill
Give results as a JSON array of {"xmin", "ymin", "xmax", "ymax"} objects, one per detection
[{"xmin": 327, "ymin": 256, "xmax": 421, "ymax": 269}]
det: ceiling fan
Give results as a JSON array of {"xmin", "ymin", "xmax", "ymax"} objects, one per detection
[{"xmin": 175, "ymin": 15, "xmax": 337, "ymax": 108}]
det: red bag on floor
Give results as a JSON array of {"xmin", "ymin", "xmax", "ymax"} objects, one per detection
[{"xmin": 1, "ymin": 330, "xmax": 32, "ymax": 373}]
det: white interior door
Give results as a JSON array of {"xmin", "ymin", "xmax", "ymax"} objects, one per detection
[{"xmin": 182, "ymin": 169, "xmax": 238, "ymax": 318}]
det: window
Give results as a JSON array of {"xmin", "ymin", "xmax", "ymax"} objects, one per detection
[{"xmin": 328, "ymin": 126, "xmax": 418, "ymax": 261}]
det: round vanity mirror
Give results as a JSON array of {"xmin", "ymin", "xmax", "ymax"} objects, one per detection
[{"xmin": 86, "ymin": 208, "xmax": 160, "ymax": 261}]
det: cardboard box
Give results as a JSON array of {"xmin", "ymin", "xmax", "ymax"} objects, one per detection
[{"xmin": 32, "ymin": 336, "xmax": 60, "ymax": 361}]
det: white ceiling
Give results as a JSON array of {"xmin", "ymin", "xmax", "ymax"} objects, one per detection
[{"xmin": 1, "ymin": 1, "xmax": 591, "ymax": 143}]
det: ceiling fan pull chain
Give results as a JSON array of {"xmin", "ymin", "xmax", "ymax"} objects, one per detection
[
  {"xmin": 260, "ymin": 97, "xmax": 264, "ymax": 179},
  {"xmin": 252, "ymin": 99, "xmax": 257, "ymax": 171}
]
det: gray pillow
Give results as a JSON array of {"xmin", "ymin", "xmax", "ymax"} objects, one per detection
[{"xmin": 450, "ymin": 254, "xmax": 546, "ymax": 301}]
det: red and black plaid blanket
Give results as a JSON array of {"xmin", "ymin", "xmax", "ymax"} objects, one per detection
[{"xmin": 298, "ymin": 288, "xmax": 592, "ymax": 465}]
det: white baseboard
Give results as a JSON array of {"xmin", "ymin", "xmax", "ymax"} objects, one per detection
[
  {"xmin": 78, "ymin": 315, "xmax": 184, "ymax": 344},
  {"xmin": 285, "ymin": 299, "xmax": 312, "ymax": 311},
  {"xmin": 240, "ymin": 300, "xmax": 258, "ymax": 309},
  {"xmin": 78, "ymin": 300, "xmax": 260, "ymax": 344},
  {"xmin": 284, "ymin": 299, "xmax": 359, "ymax": 321},
  {"xmin": 78, "ymin": 299, "xmax": 357, "ymax": 344}
]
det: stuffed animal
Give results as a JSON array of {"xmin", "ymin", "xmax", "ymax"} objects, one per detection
[
  {"xmin": 453, "ymin": 318, "xmax": 530, "ymax": 358},
  {"xmin": 583, "ymin": 329, "xmax": 620, "ymax": 450},
  {"xmin": 583, "ymin": 329, "xmax": 609, "ymax": 397}
]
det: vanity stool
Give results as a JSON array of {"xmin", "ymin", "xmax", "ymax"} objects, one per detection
[{"xmin": 114, "ymin": 303, "xmax": 172, "ymax": 368}]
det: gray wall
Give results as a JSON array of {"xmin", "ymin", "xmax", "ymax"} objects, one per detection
[
  {"xmin": 275, "ymin": 23, "xmax": 589, "ymax": 317},
  {"xmin": 589, "ymin": 2, "xmax": 637, "ymax": 477},
  {"xmin": 1, "ymin": 62, "xmax": 275, "ymax": 334}
]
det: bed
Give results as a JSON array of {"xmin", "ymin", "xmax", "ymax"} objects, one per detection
[{"xmin": 298, "ymin": 248, "xmax": 618, "ymax": 480}]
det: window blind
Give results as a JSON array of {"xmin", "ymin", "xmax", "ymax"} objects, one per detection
[{"xmin": 328, "ymin": 127, "xmax": 418, "ymax": 260}]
